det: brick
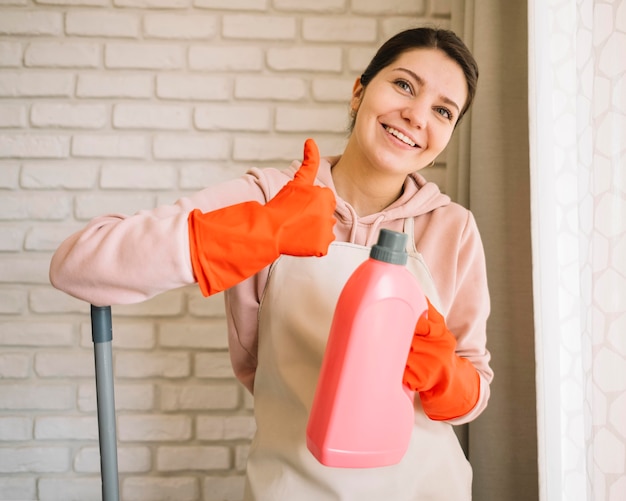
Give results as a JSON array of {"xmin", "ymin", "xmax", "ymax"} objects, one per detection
[
  {"xmin": 0, "ymin": 11, "xmax": 63, "ymax": 36},
  {"xmin": 0, "ymin": 385, "xmax": 74, "ymax": 411},
  {"xmin": 312, "ymin": 77, "xmax": 354, "ymax": 102},
  {"xmin": 78, "ymin": 382, "xmax": 154, "ymax": 412},
  {"xmin": 234, "ymin": 444, "xmax": 250, "ymax": 471},
  {"xmin": 111, "ymin": 290, "xmax": 185, "ymax": 316},
  {"xmin": 153, "ymin": 133, "xmax": 230, "ymax": 160},
  {"xmin": 29, "ymin": 287, "xmax": 90, "ymax": 314},
  {"xmin": 74, "ymin": 193, "xmax": 155, "ymax": 220},
  {"xmin": 72, "ymin": 134, "xmax": 147, "ymax": 159},
  {"xmin": 39, "ymin": 0, "xmax": 108, "ymax": 4},
  {"xmin": 0, "ymin": 447, "xmax": 70, "ymax": 473},
  {"xmin": 105, "ymin": 43, "xmax": 184, "ymax": 70},
  {"xmin": 203, "ymin": 475, "xmax": 246, "ymax": 501},
  {"xmin": 303, "ymin": 17, "xmax": 377, "ymax": 42},
  {"xmin": 348, "ymin": 46, "xmax": 378, "ymax": 73},
  {"xmin": 31, "ymin": 103, "xmax": 108, "ymax": 129},
  {"xmin": 196, "ymin": 415, "xmax": 256, "ymax": 440},
  {"xmin": 0, "ymin": 72, "xmax": 74, "ymax": 97},
  {"xmin": 0, "ymin": 226, "xmax": 24, "ymax": 251},
  {"xmin": 195, "ymin": 0, "xmax": 267, "ymax": 9},
  {"xmin": 233, "ymin": 135, "xmax": 303, "ymax": 162},
  {"xmin": 0, "ymin": 42, "xmax": 22, "ymax": 67},
  {"xmin": 66, "ymin": 11, "xmax": 140, "ymax": 38},
  {"xmin": 26, "ymin": 224, "xmax": 84, "ymax": 250},
  {"xmin": 195, "ymin": 352, "xmax": 235, "ymax": 379},
  {"xmin": 0, "ymin": 194, "xmax": 70, "ymax": 220},
  {"xmin": 0, "ymin": 478, "xmax": 36, "ymax": 501},
  {"xmin": 0, "ymin": 162, "xmax": 19, "ymax": 188},
  {"xmin": 352, "ymin": 0, "xmax": 424, "ymax": 15},
  {"xmin": 77, "ymin": 74, "xmax": 153, "ymax": 99},
  {"xmin": 25, "ymin": 42, "xmax": 100, "ymax": 68},
  {"xmin": 189, "ymin": 46, "xmax": 263, "ymax": 71},
  {"xmin": 118, "ymin": 415, "xmax": 192, "ymax": 442},
  {"xmin": 156, "ymin": 74, "xmax": 231, "ymax": 101},
  {"xmin": 144, "ymin": 13, "xmax": 218, "ymax": 39},
  {"xmin": 274, "ymin": 0, "xmax": 345, "ymax": 10},
  {"xmin": 194, "ymin": 104, "xmax": 270, "ymax": 131},
  {"xmin": 0, "ymin": 353, "xmax": 31, "ymax": 378},
  {"xmin": 0, "ymin": 134, "xmax": 70, "ymax": 159},
  {"xmin": 186, "ymin": 289, "xmax": 226, "ymax": 317},
  {"xmin": 157, "ymin": 445, "xmax": 229, "ymax": 471},
  {"xmin": 113, "ymin": 103, "xmax": 190, "ymax": 130},
  {"xmin": 0, "ymin": 194, "xmax": 71, "ymax": 221},
  {"xmin": 0, "ymin": 322, "xmax": 73, "ymax": 346},
  {"xmin": 0, "ymin": 288, "xmax": 28, "ymax": 313},
  {"xmin": 267, "ymin": 47, "xmax": 342, "ymax": 72},
  {"xmin": 160, "ymin": 383, "xmax": 239, "ymax": 411},
  {"xmin": 38, "ymin": 478, "xmax": 100, "ymax": 501},
  {"xmin": 115, "ymin": 0, "xmax": 189, "ymax": 7},
  {"xmin": 100, "ymin": 163, "xmax": 177, "ymax": 191},
  {"xmin": 0, "ymin": 104, "xmax": 27, "ymax": 128},
  {"xmin": 74, "ymin": 445, "xmax": 152, "ymax": 473},
  {"xmin": 35, "ymin": 416, "xmax": 98, "ymax": 440},
  {"xmin": 223, "ymin": 14, "xmax": 296, "ymax": 40},
  {"xmin": 158, "ymin": 321, "xmax": 229, "ymax": 349},
  {"xmin": 276, "ymin": 106, "xmax": 349, "ymax": 132},
  {"xmin": 21, "ymin": 163, "xmax": 98, "ymax": 190},
  {"xmin": 123, "ymin": 477, "xmax": 199, "ymax": 501},
  {"xmin": 0, "ymin": 256, "xmax": 60, "ymax": 283},
  {"xmin": 179, "ymin": 162, "xmax": 245, "ymax": 190},
  {"xmin": 115, "ymin": 352, "xmax": 190, "ymax": 378},
  {"xmin": 0, "ymin": 416, "xmax": 33, "ymax": 441},
  {"xmin": 235, "ymin": 75, "xmax": 306, "ymax": 101},
  {"xmin": 35, "ymin": 352, "xmax": 95, "ymax": 378}
]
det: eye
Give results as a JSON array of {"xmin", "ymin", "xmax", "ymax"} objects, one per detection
[
  {"xmin": 435, "ymin": 106, "xmax": 453, "ymax": 121},
  {"xmin": 393, "ymin": 78, "xmax": 413, "ymax": 94}
]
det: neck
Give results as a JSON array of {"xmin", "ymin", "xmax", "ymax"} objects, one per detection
[{"xmin": 331, "ymin": 148, "xmax": 406, "ymax": 217}]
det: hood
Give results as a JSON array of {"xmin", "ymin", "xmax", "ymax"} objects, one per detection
[{"xmin": 289, "ymin": 155, "xmax": 451, "ymax": 246}]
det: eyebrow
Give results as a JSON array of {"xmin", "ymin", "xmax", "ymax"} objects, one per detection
[{"xmin": 394, "ymin": 67, "xmax": 461, "ymax": 114}]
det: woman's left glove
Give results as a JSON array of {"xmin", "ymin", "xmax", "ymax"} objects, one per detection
[
  {"xmin": 188, "ymin": 138, "xmax": 336, "ymax": 297},
  {"xmin": 403, "ymin": 299, "xmax": 480, "ymax": 420}
]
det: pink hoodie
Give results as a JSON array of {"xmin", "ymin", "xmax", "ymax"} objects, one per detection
[{"xmin": 50, "ymin": 155, "xmax": 493, "ymax": 423}]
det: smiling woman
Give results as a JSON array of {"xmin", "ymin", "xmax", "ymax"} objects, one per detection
[{"xmin": 49, "ymin": 27, "xmax": 492, "ymax": 501}]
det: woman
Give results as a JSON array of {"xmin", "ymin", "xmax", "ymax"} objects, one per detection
[{"xmin": 50, "ymin": 27, "xmax": 493, "ymax": 500}]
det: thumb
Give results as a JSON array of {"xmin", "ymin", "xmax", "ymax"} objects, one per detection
[{"xmin": 293, "ymin": 138, "xmax": 320, "ymax": 185}]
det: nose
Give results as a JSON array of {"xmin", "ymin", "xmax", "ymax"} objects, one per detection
[{"xmin": 401, "ymin": 97, "xmax": 429, "ymax": 129}]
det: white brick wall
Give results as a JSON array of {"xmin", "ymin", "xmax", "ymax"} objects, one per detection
[{"xmin": 0, "ymin": 2, "xmax": 451, "ymax": 500}]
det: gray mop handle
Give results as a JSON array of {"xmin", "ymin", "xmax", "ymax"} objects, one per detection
[{"xmin": 91, "ymin": 305, "xmax": 120, "ymax": 501}]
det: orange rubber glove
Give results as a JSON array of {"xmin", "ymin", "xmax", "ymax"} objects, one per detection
[
  {"xmin": 188, "ymin": 138, "xmax": 336, "ymax": 297},
  {"xmin": 403, "ymin": 299, "xmax": 480, "ymax": 421}
]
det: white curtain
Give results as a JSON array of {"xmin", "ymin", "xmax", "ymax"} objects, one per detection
[{"xmin": 528, "ymin": 1, "xmax": 626, "ymax": 500}]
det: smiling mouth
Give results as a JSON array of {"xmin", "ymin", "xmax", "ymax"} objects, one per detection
[{"xmin": 383, "ymin": 125, "xmax": 418, "ymax": 148}]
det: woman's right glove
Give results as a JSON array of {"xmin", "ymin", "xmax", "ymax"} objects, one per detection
[
  {"xmin": 403, "ymin": 299, "xmax": 480, "ymax": 421},
  {"xmin": 188, "ymin": 138, "xmax": 336, "ymax": 297}
]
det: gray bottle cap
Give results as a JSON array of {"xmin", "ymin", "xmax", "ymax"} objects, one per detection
[{"xmin": 369, "ymin": 229, "xmax": 408, "ymax": 265}]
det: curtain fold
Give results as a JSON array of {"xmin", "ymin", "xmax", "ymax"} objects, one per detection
[
  {"xmin": 528, "ymin": 1, "xmax": 626, "ymax": 500},
  {"xmin": 450, "ymin": 1, "xmax": 539, "ymax": 500}
]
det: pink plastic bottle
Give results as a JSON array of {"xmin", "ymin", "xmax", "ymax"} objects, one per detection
[{"xmin": 306, "ymin": 229, "xmax": 428, "ymax": 468}]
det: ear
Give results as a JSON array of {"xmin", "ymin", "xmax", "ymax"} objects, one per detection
[{"xmin": 350, "ymin": 77, "xmax": 364, "ymax": 113}]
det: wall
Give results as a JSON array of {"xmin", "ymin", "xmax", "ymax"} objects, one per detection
[{"xmin": 0, "ymin": 1, "xmax": 451, "ymax": 500}]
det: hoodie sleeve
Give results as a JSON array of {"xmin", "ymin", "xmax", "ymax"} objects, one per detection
[{"xmin": 49, "ymin": 169, "xmax": 279, "ymax": 306}]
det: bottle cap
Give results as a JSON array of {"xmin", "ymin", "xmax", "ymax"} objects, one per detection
[{"xmin": 370, "ymin": 229, "xmax": 408, "ymax": 265}]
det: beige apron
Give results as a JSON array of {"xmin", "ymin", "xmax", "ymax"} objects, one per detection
[{"xmin": 244, "ymin": 220, "xmax": 472, "ymax": 500}]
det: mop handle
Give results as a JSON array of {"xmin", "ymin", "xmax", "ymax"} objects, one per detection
[{"xmin": 91, "ymin": 305, "xmax": 120, "ymax": 501}]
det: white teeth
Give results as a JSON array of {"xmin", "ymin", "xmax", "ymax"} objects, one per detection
[{"xmin": 384, "ymin": 126, "xmax": 416, "ymax": 147}]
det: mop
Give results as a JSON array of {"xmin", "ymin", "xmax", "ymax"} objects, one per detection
[{"xmin": 90, "ymin": 305, "xmax": 120, "ymax": 501}]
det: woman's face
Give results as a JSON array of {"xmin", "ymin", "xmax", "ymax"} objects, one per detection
[{"xmin": 349, "ymin": 48, "xmax": 468, "ymax": 177}]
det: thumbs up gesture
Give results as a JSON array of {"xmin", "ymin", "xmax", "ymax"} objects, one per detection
[
  {"xmin": 266, "ymin": 138, "xmax": 337, "ymax": 257},
  {"xmin": 188, "ymin": 139, "xmax": 336, "ymax": 296}
]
